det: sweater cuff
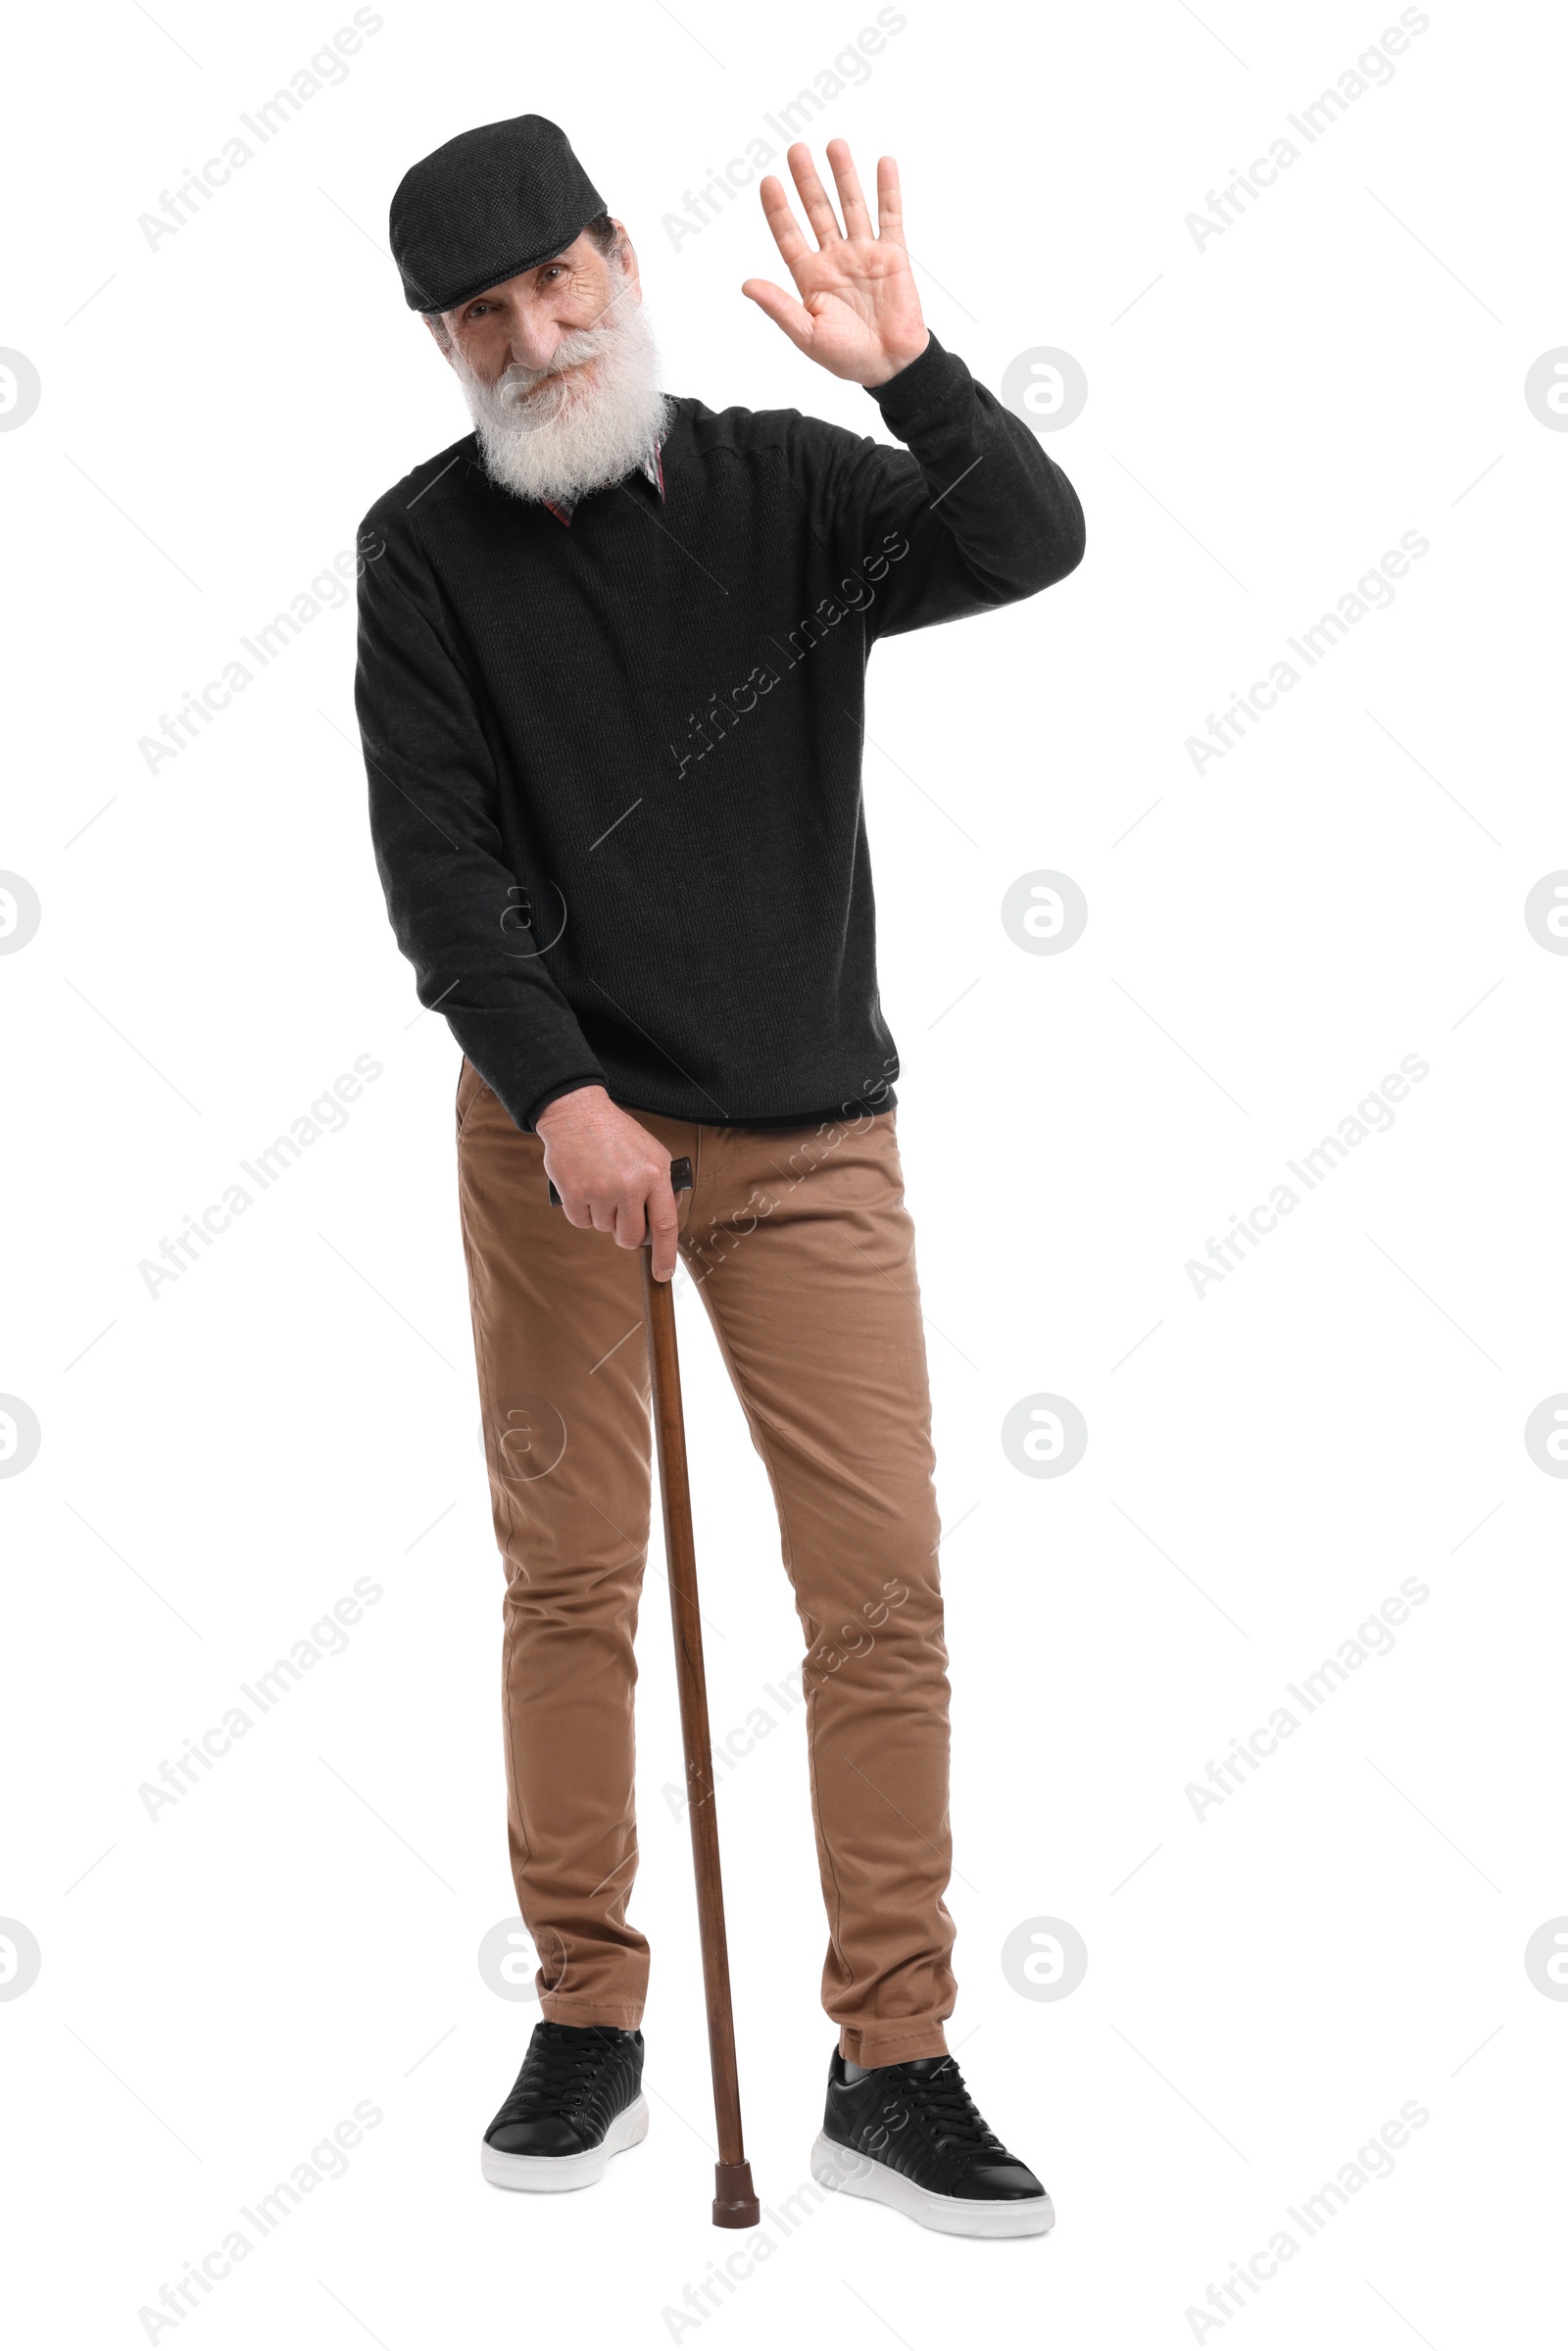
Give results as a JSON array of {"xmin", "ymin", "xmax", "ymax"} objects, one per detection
[
  {"xmin": 525, "ymin": 1077, "xmax": 606, "ymax": 1134},
  {"xmin": 864, "ymin": 331, "xmax": 967, "ymax": 435}
]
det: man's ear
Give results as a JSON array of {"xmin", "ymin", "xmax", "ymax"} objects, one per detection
[{"xmin": 608, "ymin": 220, "xmax": 642, "ymax": 303}]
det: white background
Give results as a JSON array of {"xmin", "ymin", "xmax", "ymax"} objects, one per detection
[{"xmin": 4, "ymin": 0, "xmax": 1566, "ymax": 2343}]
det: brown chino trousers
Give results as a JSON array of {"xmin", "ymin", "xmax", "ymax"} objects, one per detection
[{"xmin": 456, "ymin": 1057, "xmax": 956, "ymax": 2067}]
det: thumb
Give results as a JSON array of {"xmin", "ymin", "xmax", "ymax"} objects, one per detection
[{"xmin": 741, "ymin": 277, "xmax": 815, "ymax": 354}]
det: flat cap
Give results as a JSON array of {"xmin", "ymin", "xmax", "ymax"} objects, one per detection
[{"xmin": 389, "ymin": 114, "xmax": 606, "ymax": 314}]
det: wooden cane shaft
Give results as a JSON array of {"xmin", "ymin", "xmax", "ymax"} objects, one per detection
[{"xmin": 640, "ymin": 1253, "xmax": 748, "ymax": 2175}]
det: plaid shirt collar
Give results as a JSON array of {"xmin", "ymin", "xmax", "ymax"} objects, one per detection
[{"xmin": 540, "ymin": 436, "xmax": 664, "ymax": 528}]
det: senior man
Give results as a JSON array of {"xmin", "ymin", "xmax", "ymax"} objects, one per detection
[{"xmin": 357, "ymin": 113, "xmax": 1084, "ymax": 2237}]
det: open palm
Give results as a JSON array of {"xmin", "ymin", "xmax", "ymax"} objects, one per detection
[{"xmin": 742, "ymin": 140, "xmax": 929, "ymax": 389}]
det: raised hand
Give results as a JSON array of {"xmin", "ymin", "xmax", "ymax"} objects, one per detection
[{"xmin": 742, "ymin": 139, "xmax": 930, "ymax": 388}]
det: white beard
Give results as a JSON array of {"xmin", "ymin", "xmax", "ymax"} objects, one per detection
[{"xmin": 450, "ymin": 295, "xmax": 670, "ymax": 508}]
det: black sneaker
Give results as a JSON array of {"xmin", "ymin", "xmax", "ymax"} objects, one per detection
[
  {"xmin": 481, "ymin": 2021, "xmax": 648, "ymax": 2192},
  {"xmin": 811, "ymin": 2048, "xmax": 1054, "ymax": 2238}
]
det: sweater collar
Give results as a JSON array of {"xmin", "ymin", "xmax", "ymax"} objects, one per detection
[{"xmin": 540, "ymin": 435, "xmax": 664, "ymax": 528}]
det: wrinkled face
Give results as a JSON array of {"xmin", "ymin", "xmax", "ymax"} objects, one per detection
[
  {"xmin": 429, "ymin": 227, "xmax": 639, "ymax": 399},
  {"xmin": 428, "ymin": 221, "xmax": 668, "ymax": 507}
]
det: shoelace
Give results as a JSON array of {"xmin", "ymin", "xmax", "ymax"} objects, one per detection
[
  {"xmin": 880, "ymin": 2061, "xmax": 1005, "ymax": 2155},
  {"xmin": 496, "ymin": 2029, "xmax": 622, "ymax": 2124}
]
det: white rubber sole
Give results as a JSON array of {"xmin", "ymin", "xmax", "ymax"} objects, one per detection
[
  {"xmin": 810, "ymin": 2131, "xmax": 1055, "ymax": 2238},
  {"xmin": 481, "ymin": 2092, "xmax": 650, "ymax": 2192}
]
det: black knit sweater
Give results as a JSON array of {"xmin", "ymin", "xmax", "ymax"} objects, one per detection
[{"xmin": 356, "ymin": 333, "xmax": 1084, "ymax": 1133}]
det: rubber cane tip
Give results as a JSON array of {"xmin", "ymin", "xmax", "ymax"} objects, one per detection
[{"xmin": 711, "ymin": 2160, "xmax": 761, "ymax": 2229}]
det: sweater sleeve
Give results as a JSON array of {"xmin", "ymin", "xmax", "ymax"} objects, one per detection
[
  {"xmin": 786, "ymin": 332, "xmax": 1085, "ymax": 638},
  {"xmin": 355, "ymin": 510, "xmax": 608, "ymax": 1132}
]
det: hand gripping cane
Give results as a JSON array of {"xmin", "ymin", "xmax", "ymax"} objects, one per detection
[{"xmin": 549, "ymin": 1155, "xmax": 761, "ymax": 2228}]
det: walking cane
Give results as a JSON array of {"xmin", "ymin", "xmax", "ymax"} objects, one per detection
[{"xmin": 549, "ymin": 1155, "xmax": 761, "ymax": 2229}]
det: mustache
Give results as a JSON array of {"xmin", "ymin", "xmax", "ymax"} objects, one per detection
[{"xmin": 495, "ymin": 331, "xmax": 615, "ymax": 402}]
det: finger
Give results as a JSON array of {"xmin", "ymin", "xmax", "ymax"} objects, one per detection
[
  {"xmin": 757, "ymin": 173, "xmax": 811, "ymax": 271},
  {"xmin": 741, "ymin": 278, "xmax": 816, "ymax": 355},
  {"xmin": 786, "ymin": 142, "xmax": 844, "ymax": 246},
  {"xmin": 646, "ymin": 1188, "xmax": 679, "ymax": 1284},
  {"xmin": 825, "ymin": 138, "xmax": 874, "ymax": 240},
  {"xmin": 876, "ymin": 154, "xmax": 906, "ymax": 250},
  {"xmin": 612, "ymin": 1192, "xmax": 649, "ymax": 1251}
]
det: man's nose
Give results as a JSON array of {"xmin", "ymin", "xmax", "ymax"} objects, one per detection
[{"xmin": 504, "ymin": 318, "xmax": 565, "ymax": 374}]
